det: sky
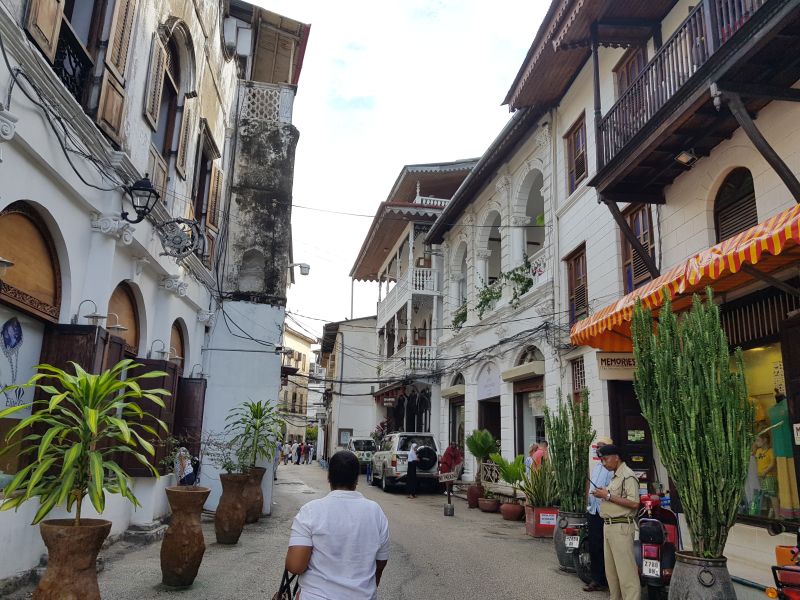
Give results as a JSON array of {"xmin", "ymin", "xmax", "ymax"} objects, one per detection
[{"xmin": 251, "ymin": 0, "xmax": 548, "ymax": 339}]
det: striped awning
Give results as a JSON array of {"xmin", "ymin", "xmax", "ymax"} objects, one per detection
[{"xmin": 570, "ymin": 204, "xmax": 800, "ymax": 352}]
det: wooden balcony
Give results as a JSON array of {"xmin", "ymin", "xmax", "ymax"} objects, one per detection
[{"xmin": 591, "ymin": 0, "xmax": 800, "ymax": 201}]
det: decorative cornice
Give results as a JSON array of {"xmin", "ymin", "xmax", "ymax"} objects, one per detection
[
  {"xmin": 197, "ymin": 309, "xmax": 216, "ymax": 326},
  {"xmin": 534, "ymin": 123, "xmax": 552, "ymax": 150},
  {"xmin": 0, "ymin": 107, "xmax": 18, "ymax": 163},
  {"xmin": 91, "ymin": 213, "xmax": 135, "ymax": 245},
  {"xmin": 161, "ymin": 274, "xmax": 188, "ymax": 297},
  {"xmin": 510, "ymin": 215, "xmax": 530, "ymax": 227}
]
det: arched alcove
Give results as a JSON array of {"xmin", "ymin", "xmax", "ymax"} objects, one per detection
[
  {"xmin": 170, "ymin": 319, "xmax": 187, "ymax": 373},
  {"xmin": 108, "ymin": 282, "xmax": 140, "ymax": 356},
  {"xmin": 714, "ymin": 167, "xmax": 757, "ymax": 242},
  {"xmin": 239, "ymin": 249, "xmax": 266, "ymax": 292},
  {"xmin": 521, "ymin": 170, "xmax": 545, "ymax": 257}
]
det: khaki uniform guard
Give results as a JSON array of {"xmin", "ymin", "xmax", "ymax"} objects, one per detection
[{"xmin": 598, "ymin": 459, "xmax": 640, "ymax": 600}]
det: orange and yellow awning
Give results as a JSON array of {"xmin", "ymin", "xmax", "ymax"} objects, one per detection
[{"xmin": 570, "ymin": 204, "xmax": 800, "ymax": 352}]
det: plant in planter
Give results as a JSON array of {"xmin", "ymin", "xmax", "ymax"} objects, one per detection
[
  {"xmin": 204, "ymin": 432, "xmax": 250, "ymax": 544},
  {"xmin": 0, "ymin": 360, "xmax": 167, "ymax": 600},
  {"xmin": 545, "ymin": 388, "xmax": 595, "ymax": 571},
  {"xmin": 520, "ymin": 457, "xmax": 560, "ymax": 537},
  {"xmin": 475, "ymin": 279, "xmax": 502, "ymax": 320},
  {"xmin": 451, "ymin": 302, "xmax": 468, "ymax": 331},
  {"xmin": 465, "ymin": 429, "xmax": 496, "ymax": 509},
  {"xmin": 226, "ymin": 400, "xmax": 283, "ymax": 523},
  {"xmin": 478, "ymin": 490, "xmax": 500, "ymax": 513},
  {"xmin": 632, "ymin": 290, "xmax": 753, "ymax": 599},
  {"xmin": 489, "ymin": 453, "xmax": 526, "ymax": 521}
]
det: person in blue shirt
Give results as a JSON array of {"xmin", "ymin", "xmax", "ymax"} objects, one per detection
[{"xmin": 585, "ymin": 436, "xmax": 615, "ymax": 592}]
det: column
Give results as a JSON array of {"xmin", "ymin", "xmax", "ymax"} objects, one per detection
[
  {"xmin": 475, "ymin": 248, "xmax": 491, "ymax": 284},
  {"xmin": 463, "ymin": 375, "xmax": 479, "ymax": 482},
  {"xmin": 500, "ymin": 380, "xmax": 515, "ymax": 459},
  {"xmin": 510, "ymin": 214, "xmax": 529, "ymax": 267}
]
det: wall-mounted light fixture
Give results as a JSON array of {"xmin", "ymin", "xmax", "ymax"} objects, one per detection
[
  {"xmin": 71, "ymin": 300, "xmax": 107, "ymax": 326},
  {"xmin": 288, "ymin": 262, "xmax": 311, "ymax": 276},
  {"xmin": 148, "ymin": 338, "xmax": 168, "ymax": 359},
  {"xmin": 107, "ymin": 312, "xmax": 128, "ymax": 333},
  {"xmin": 675, "ymin": 149, "xmax": 698, "ymax": 168},
  {"xmin": 121, "ymin": 175, "xmax": 160, "ymax": 224},
  {"xmin": 168, "ymin": 347, "xmax": 183, "ymax": 361},
  {"xmin": 0, "ymin": 256, "xmax": 14, "ymax": 278}
]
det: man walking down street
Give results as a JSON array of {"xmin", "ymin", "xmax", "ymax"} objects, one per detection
[
  {"xmin": 591, "ymin": 445, "xmax": 641, "ymax": 600},
  {"xmin": 584, "ymin": 437, "xmax": 614, "ymax": 593},
  {"xmin": 285, "ymin": 451, "xmax": 390, "ymax": 599},
  {"xmin": 274, "ymin": 440, "xmax": 283, "ymax": 481},
  {"xmin": 291, "ymin": 440, "xmax": 299, "ymax": 465},
  {"xmin": 305, "ymin": 443, "xmax": 314, "ymax": 464}
]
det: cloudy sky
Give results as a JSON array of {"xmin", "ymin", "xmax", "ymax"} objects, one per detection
[{"xmin": 251, "ymin": 0, "xmax": 547, "ymax": 338}]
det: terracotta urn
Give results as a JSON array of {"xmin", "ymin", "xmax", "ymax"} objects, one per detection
[
  {"xmin": 243, "ymin": 467, "xmax": 266, "ymax": 524},
  {"xmin": 499, "ymin": 501, "xmax": 525, "ymax": 521},
  {"xmin": 161, "ymin": 486, "xmax": 210, "ymax": 587},
  {"xmin": 467, "ymin": 484, "xmax": 483, "ymax": 509},
  {"xmin": 478, "ymin": 497, "xmax": 500, "ymax": 513},
  {"xmin": 215, "ymin": 473, "xmax": 248, "ymax": 544},
  {"xmin": 34, "ymin": 519, "xmax": 111, "ymax": 600}
]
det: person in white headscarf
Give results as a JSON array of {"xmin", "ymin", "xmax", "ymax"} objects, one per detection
[{"xmin": 406, "ymin": 443, "xmax": 418, "ymax": 499}]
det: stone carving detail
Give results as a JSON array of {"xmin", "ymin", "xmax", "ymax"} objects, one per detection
[
  {"xmin": 0, "ymin": 108, "xmax": 18, "ymax": 163},
  {"xmin": 534, "ymin": 123, "xmax": 551, "ymax": 150},
  {"xmin": 475, "ymin": 248, "xmax": 492, "ymax": 260},
  {"xmin": 91, "ymin": 214, "xmax": 135, "ymax": 245},
  {"xmin": 161, "ymin": 275, "xmax": 188, "ymax": 297},
  {"xmin": 495, "ymin": 175, "xmax": 512, "ymax": 196},
  {"xmin": 197, "ymin": 310, "xmax": 216, "ymax": 327},
  {"xmin": 511, "ymin": 215, "xmax": 530, "ymax": 227}
]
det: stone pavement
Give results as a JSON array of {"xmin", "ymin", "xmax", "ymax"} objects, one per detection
[{"xmin": 7, "ymin": 462, "xmax": 609, "ymax": 599}]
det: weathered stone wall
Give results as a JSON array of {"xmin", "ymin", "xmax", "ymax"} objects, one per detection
[{"xmin": 226, "ymin": 118, "xmax": 299, "ymax": 306}]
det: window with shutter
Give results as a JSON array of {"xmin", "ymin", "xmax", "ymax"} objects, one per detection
[
  {"xmin": 207, "ymin": 164, "xmax": 223, "ymax": 229},
  {"xmin": 25, "ymin": 0, "xmax": 66, "ymax": 63},
  {"xmin": 622, "ymin": 205, "xmax": 655, "ymax": 294},
  {"xmin": 175, "ymin": 103, "xmax": 194, "ymax": 179},
  {"xmin": 571, "ymin": 357, "xmax": 586, "ymax": 399},
  {"xmin": 614, "ymin": 47, "xmax": 646, "ymax": 99},
  {"xmin": 143, "ymin": 33, "xmax": 167, "ymax": 130},
  {"xmin": 147, "ymin": 144, "xmax": 168, "ymax": 201},
  {"xmin": 715, "ymin": 168, "xmax": 758, "ymax": 242},
  {"xmin": 566, "ymin": 115, "xmax": 587, "ymax": 194},
  {"xmin": 566, "ymin": 244, "xmax": 588, "ymax": 325}
]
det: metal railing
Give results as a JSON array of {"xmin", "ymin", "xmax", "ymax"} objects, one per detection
[
  {"xmin": 53, "ymin": 20, "xmax": 94, "ymax": 106},
  {"xmin": 599, "ymin": 0, "xmax": 768, "ymax": 167},
  {"xmin": 377, "ymin": 268, "xmax": 439, "ymax": 324},
  {"xmin": 413, "ymin": 195, "xmax": 448, "ymax": 208}
]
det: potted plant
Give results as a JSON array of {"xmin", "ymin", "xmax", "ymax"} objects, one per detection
[
  {"xmin": 632, "ymin": 290, "xmax": 753, "ymax": 599},
  {"xmin": 478, "ymin": 490, "xmax": 500, "ymax": 513},
  {"xmin": 204, "ymin": 433, "xmax": 249, "ymax": 544},
  {"xmin": 520, "ymin": 457, "xmax": 560, "ymax": 537},
  {"xmin": 158, "ymin": 436, "xmax": 210, "ymax": 588},
  {"xmin": 545, "ymin": 388, "xmax": 595, "ymax": 572},
  {"xmin": 489, "ymin": 453, "xmax": 526, "ymax": 521},
  {"xmin": 465, "ymin": 429, "xmax": 496, "ymax": 508},
  {"xmin": 0, "ymin": 359, "xmax": 167, "ymax": 600},
  {"xmin": 226, "ymin": 400, "xmax": 282, "ymax": 523}
]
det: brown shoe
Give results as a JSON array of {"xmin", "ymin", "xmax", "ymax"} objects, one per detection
[{"xmin": 582, "ymin": 583, "xmax": 606, "ymax": 592}]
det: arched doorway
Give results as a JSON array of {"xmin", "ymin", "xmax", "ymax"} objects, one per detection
[
  {"xmin": 511, "ymin": 346, "xmax": 546, "ymax": 455},
  {"xmin": 714, "ymin": 167, "xmax": 757, "ymax": 242},
  {"xmin": 170, "ymin": 319, "xmax": 186, "ymax": 374},
  {"xmin": 523, "ymin": 170, "xmax": 545, "ymax": 257},
  {"xmin": 446, "ymin": 373, "xmax": 466, "ymax": 448},
  {"xmin": 108, "ymin": 282, "xmax": 140, "ymax": 356},
  {"xmin": 476, "ymin": 362, "xmax": 501, "ymax": 443}
]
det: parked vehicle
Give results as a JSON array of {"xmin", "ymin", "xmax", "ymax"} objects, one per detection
[
  {"xmin": 368, "ymin": 432, "xmax": 439, "ymax": 492},
  {"xmin": 765, "ymin": 523, "xmax": 800, "ymax": 599},
  {"xmin": 347, "ymin": 437, "xmax": 377, "ymax": 472}
]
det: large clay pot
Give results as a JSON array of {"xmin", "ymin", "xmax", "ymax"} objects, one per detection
[
  {"xmin": 500, "ymin": 501, "xmax": 525, "ymax": 521},
  {"xmin": 161, "ymin": 486, "xmax": 210, "ymax": 587},
  {"xmin": 478, "ymin": 497, "xmax": 500, "ymax": 512},
  {"xmin": 34, "ymin": 519, "xmax": 111, "ymax": 600},
  {"xmin": 668, "ymin": 552, "xmax": 736, "ymax": 599},
  {"xmin": 243, "ymin": 467, "xmax": 266, "ymax": 524},
  {"xmin": 215, "ymin": 473, "xmax": 248, "ymax": 544},
  {"xmin": 525, "ymin": 505, "xmax": 558, "ymax": 538},
  {"xmin": 553, "ymin": 510, "xmax": 586, "ymax": 572},
  {"xmin": 467, "ymin": 484, "xmax": 483, "ymax": 509}
]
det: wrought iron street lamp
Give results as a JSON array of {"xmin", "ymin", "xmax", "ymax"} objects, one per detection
[{"xmin": 122, "ymin": 175, "xmax": 160, "ymax": 224}]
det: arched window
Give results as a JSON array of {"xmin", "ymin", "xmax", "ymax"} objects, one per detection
[
  {"xmin": 517, "ymin": 346, "xmax": 545, "ymax": 365},
  {"xmin": 714, "ymin": 168, "xmax": 757, "ymax": 242},
  {"xmin": 486, "ymin": 214, "xmax": 502, "ymax": 284},
  {"xmin": 523, "ymin": 171, "xmax": 545, "ymax": 257},
  {"xmin": 452, "ymin": 373, "xmax": 465, "ymax": 386},
  {"xmin": 108, "ymin": 282, "xmax": 140, "ymax": 356}
]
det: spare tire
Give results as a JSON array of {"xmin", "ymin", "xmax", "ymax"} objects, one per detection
[{"xmin": 416, "ymin": 446, "xmax": 437, "ymax": 470}]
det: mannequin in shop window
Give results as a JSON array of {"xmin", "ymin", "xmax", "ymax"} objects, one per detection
[
  {"xmin": 753, "ymin": 433, "xmax": 779, "ymax": 519},
  {"xmin": 768, "ymin": 389, "xmax": 800, "ymax": 519}
]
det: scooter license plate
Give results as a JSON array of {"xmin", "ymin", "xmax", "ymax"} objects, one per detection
[
  {"xmin": 565, "ymin": 535, "xmax": 580, "ymax": 549},
  {"xmin": 642, "ymin": 559, "xmax": 661, "ymax": 578}
]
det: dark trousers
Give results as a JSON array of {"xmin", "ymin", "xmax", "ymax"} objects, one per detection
[
  {"xmin": 407, "ymin": 462, "xmax": 418, "ymax": 496},
  {"xmin": 588, "ymin": 512, "xmax": 607, "ymax": 586}
]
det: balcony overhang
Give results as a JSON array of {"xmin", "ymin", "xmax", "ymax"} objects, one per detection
[
  {"xmin": 501, "ymin": 361, "xmax": 546, "ymax": 382},
  {"xmin": 441, "ymin": 384, "xmax": 466, "ymax": 399}
]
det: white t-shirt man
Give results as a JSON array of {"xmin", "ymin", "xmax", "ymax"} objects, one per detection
[{"xmin": 289, "ymin": 490, "xmax": 390, "ymax": 600}]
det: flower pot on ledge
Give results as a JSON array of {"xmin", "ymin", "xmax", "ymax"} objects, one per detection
[{"xmin": 478, "ymin": 497, "xmax": 500, "ymax": 513}]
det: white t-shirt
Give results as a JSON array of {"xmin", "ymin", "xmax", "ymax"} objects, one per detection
[{"xmin": 289, "ymin": 490, "xmax": 390, "ymax": 600}]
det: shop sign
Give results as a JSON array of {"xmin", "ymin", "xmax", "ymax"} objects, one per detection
[
  {"xmin": 793, "ymin": 423, "xmax": 800, "ymax": 446},
  {"xmin": 439, "ymin": 471, "xmax": 458, "ymax": 483},
  {"xmin": 597, "ymin": 353, "xmax": 637, "ymax": 381},
  {"xmin": 538, "ymin": 512, "xmax": 557, "ymax": 526}
]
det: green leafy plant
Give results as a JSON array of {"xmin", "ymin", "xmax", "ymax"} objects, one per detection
[
  {"xmin": 632, "ymin": 289, "xmax": 752, "ymax": 558},
  {"xmin": 202, "ymin": 432, "xmax": 247, "ymax": 474},
  {"xmin": 520, "ymin": 457, "xmax": 559, "ymax": 507},
  {"xmin": 225, "ymin": 400, "xmax": 283, "ymax": 469},
  {"xmin": 305, "ymin": 425, "xmax": 318, "ymax": 443},
  {"xmin": 544, "ymin": 388, "xmax": 595, "ymax": 513},
  {"xmin": 475, "ymin": 279, "xmax": 502, "ymax": 320},
  {"xmin": 465, "ymin": 429, "xmax": 496, "ymax": 486},
  {"xmin": 483, "ymin": 490, "xmax": 495, "ymax": 499},
  {"xmin": 451, "ymin": 302, "xmax": 468, "ymax": 331},
  {"xmin": 0, "ymin": 360, "xmax": 168, "ymax": 526},
  {"xmin": 505, "ymin": 254, "xmax": 536, "ymax": 307},
  {"xmin": 489, "ymin": 453, "xmax": 526, "ymax": 501}
]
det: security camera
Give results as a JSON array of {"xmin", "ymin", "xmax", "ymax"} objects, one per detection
[{"xmin": 288, "ymin": 262, "xmax": 311, "ymax": 276}]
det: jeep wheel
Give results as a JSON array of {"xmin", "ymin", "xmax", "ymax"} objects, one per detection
[{"xmin": 417, "ymin": 446, "xmax": 437, "ymax": 471}]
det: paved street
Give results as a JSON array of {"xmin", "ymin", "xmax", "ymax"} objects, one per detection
[{"xmin": 9, "ymin": 463, "xmax": 604, "ymax": 599}]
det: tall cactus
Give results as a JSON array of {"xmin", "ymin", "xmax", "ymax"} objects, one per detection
[
  {"xmin": 632, "ymin": 289, "xmax": 752, "ymax": 558},
  {"xmin": 544, "ymin": 388, "xmax": 595, "ymax": 513}
]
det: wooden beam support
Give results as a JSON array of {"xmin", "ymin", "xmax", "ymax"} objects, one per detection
[
  {"xmin": 722, "ymin": 91, "xmax": 800, "ymax": 201},
  {"xmin": 597, "ymin": 18, "xmax": 661, "ymax": 29},
  {"xmin": 591, "ymin": 23, "xmax": 603, "ymax": 169},
  {"xmin": 718, "ymin": 81, "xmax": 800, "ymax": 103},
  {"xmin": 740, "ymin": 264, "xmax": 800, "ymax": 297},
  {"xmin": 603, "ymin": 191, "xmax": 665, "ymax": 205},
  {"xmin": 601, "ymin": 196, "xmax": 660, "ymax": 278}
]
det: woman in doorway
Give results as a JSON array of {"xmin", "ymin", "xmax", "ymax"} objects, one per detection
[
  {"xmin": 407, "ymin": 443, "xmax": 418, "ymax": 499},
  {"xmin": 524, "ymin": 443, "xmax": 539, "ymax": 471}
]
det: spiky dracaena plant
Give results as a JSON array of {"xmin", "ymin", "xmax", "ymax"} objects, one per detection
[
  {"xmin": 465, "ymin": 429, "xmax": 496, "ymax": 486},
  {"xmin": 520, "ymin": 457, "xmax": 559, "ymax": 508},
  {"xmin": 632, "ymin": 289, "xmax": 752, "ymax": 558},
  {"xmin": 489, "ymin": 453, "xmax": 526, "ymax": 500},
  {"xmin": 225, "ymin": 400, "xmax": 283, "ymax": 469},
  {"xmin": 544, "ymin": 388, "xmax": 595, "ymax": 513}
]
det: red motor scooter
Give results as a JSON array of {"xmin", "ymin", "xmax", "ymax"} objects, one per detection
[
  {"xmin": 765, "ymin": 524, "xmax": 800, "ymax": 599},
  {"xmin": 634, "ymin": 494, "xmax": 680, "ymax": 600}
]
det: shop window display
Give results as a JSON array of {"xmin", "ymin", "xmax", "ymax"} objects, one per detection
[{"xmin": 738, "ymin": 343, "xmax": 800, "ymax": 520}]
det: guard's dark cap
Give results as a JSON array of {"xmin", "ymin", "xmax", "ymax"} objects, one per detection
[{"xmin": 597, "ymin": 444, "xmax": 621, "ymax": 458}]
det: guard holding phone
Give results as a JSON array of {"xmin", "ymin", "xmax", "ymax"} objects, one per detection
[
  {"xmin": 584, "ymin": 436, "xmax": 614, "ymax": 593},
  {"xmin": 591, "ymin": 444, "xmax": 641, "ymax": 600}
]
